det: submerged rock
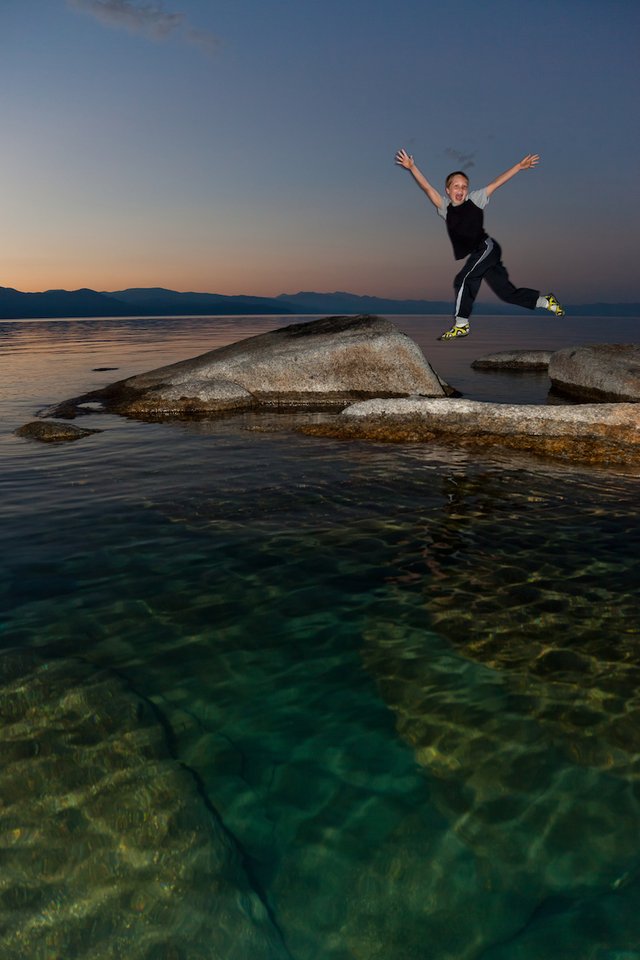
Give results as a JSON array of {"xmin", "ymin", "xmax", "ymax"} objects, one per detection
[
  {"xmin": 471, "ymin": 350, "xmax": 554, "ymax": 370},
  {"xmin": 302, "ymin": 397, "xmax": 640, "ymax": 464},
  {"xmin": 0, "ymin": 650, "xmax": 289, "ymax": 960},
  {"xmin": 14, "ymin": 420, "xmax": 102, "ymax": 443},
  {"xmin": 46, "ymin": 315, "xmax": 450, "ymax": 420},
  {"xmin": 360, "ymin": 613, "xmax": 640, "ymax": 898},
  {"xmin": 355, "ymin": 471, "xmax": 640, "ymax": 904},
  {"xmin": 549, "ymin": 343, "xmax": 640, "ymax": 401}
]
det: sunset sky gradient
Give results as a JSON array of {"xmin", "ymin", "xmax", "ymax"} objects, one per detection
[{"xmin": 3, "ymin": 0, "xmax": 639, "ymax": 303}]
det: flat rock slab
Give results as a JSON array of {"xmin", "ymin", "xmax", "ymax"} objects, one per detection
[
  {"xmin": 549, "ymin": 343, "xmax": 640, "ymax": 401},
  {"xmin": 14, "ymin": 420, "xmax": 101, "ymax": 443},
  {"xmin": 45, "ymin": 315, "xmax": 450, "ymax": 420},
  {"xmin": 471, "ymin": 350, "xmax": 553, "ymax": 370},
  {"xmin": 302, "ymin": 397, "xmax": 640, "ymax": 465}
]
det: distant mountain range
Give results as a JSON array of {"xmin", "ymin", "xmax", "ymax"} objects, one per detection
[{"xmin": 0, "ymin": 285, "xmax": 638, "ymax": 320}]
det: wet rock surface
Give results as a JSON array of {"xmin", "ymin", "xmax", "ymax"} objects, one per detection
[
  {"xmin": 302, "ymin": 397, "xmax": 640, "ymax": 465},
  {"xmin": 14, "ymin": 421, "xmax": 102, "ymax": 443},
  {"xmin": 119, "ymin": 378, "xmax": 256, "ymax": 418}
]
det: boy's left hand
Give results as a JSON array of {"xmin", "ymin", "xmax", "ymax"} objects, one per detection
[{"xmin": 519, "ymin": 154, "xmax": 540, "ymax": 170}]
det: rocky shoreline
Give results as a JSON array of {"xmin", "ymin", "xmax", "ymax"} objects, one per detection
[
  {"xmin": 301, "ymin": 397, "xmax": 640, "ymax": 465},
  {"xmin": 15, "ymin": 315, "xmax": 640, "ymax": 465}
]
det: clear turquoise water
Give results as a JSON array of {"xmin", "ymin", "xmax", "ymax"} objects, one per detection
[{"xmin": 1, "ymin": 314, "xmax": 640, "ymax": 959}]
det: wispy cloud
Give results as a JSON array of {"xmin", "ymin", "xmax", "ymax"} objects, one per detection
[
  {"xmin": 445, "ymin": 148, "xmax": 475, "ymax": 171},
  {"xmin": 68, "ymin": 0, "xmax": 219, "ymax": 53},
  {"xmin": 68, "ymin": 0, "xmax": 183, "ymax": 40},
  {"xmin": 185, "ymin": 27, "xmax": 221, "ymax": 56}
]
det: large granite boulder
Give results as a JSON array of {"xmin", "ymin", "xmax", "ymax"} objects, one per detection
[
  {"xmin": 549, "ymin": 343, "xmax": 640, "ymax": 401},
  {"xmin": 302, "ymin": 397, "xmax": 640, "ymax": 464},
  {"xmin": 44, "ymin": 315, "xmax": 449, "ymax": 420}
]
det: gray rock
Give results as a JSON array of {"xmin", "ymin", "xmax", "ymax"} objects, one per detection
[
  {"xmin": 45, "ymin": 315, "xmax": 450, "ymax": 419},
  {"xmin": 549, "ymin": 343, "xmax": 640, "ymax": 401},
  {"xmin": 471, "ymin": 350, "xmax": 553, "ymax": 370},
  {"xmin": 121, "ymin": 378, "xmax": 256, "ymax": 417},
  {"xmin": 14, "ymin": 420, "xmax": 101, "ymax": 443},
  {"xmin": 302, "ymin": 397, "xmax": 640, "ymax": 464}
]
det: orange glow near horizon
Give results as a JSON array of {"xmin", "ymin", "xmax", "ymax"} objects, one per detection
[
  {"xmin": 2, "ymin": 1, "xmax": 638, "ymax": 313},
  {"xmin": 3, "ymin": 246, "xmax": 636, "ymax": 305},
  {"xmin": 0, "ymin": 243, "xmax": 455, "ymax": 300},
  {"xmin": 1, "ymin": 179, "xmax": 637, "ymax": 304}
]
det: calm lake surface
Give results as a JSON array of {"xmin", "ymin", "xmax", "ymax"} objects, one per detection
[{"xmin": 1, "ymin": 313, "xmax": 640, "ymax": 959}]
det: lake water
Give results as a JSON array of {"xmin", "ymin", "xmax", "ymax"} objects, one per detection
[{"xmin": 1, "ymin": 313, "xmax": 640, "ymax": 959}]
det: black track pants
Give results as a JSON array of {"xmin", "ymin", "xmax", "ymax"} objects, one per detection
[{"xmin": 454, "ymin": 238, "xmax": 539, "ymax": 319}]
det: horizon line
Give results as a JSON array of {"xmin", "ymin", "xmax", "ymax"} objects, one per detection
[{"xmin": 1, "ymin": 283, "xmax": 639, "ymax": 307}]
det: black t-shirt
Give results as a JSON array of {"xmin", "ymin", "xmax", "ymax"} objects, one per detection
[{"xmin": 438, "ymin": 189, "xmax": 490, "ymax": 260}]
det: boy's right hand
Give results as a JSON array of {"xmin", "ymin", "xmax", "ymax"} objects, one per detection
[{"xmin": 395, "ymin": 148, "xmax": 414, "ymax": 169}]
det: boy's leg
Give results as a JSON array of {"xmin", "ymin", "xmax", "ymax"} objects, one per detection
[
  {"xmin": 439, "ymin": 239, "xmax": 495, "ymax": 339},
  {"xmin": 453, "ymin": 239, "xmax": 495, "ymax": 320},
  {"xmin": 482, "ymin": 242, "xmax": 538, "ymax": 310}
]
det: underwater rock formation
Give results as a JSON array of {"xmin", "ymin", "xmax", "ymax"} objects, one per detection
[{"xmin": 0, "ymin": 649, "xmax": 289, "ymax": 960}]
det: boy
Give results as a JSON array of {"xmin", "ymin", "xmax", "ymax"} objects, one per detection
[{"xmin": 394, "ymin": 148, "xmax": 564, "ymax": 339}]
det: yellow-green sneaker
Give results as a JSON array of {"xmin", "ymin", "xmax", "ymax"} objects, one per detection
[
  {"xmin": 438, "ymin": 322, "xmax": 470, "ymax": 341},
  {"xmin": 545, "ymin": 293, "xmax": 565, "ymax": 317}
]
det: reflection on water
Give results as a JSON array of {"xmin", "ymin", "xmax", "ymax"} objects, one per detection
[{"xmin": 1, "ymin": 315, "xmax": 640, "ymax": 959}]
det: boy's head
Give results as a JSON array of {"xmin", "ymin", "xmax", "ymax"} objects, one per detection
[{"xmin": 445, "ymin": 171, "xmax": 469, "ymax": 206}]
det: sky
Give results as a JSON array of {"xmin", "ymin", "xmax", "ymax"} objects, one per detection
[{"xmin": 2, "ymin": 0, "xmax": 639, "ymax": 303}]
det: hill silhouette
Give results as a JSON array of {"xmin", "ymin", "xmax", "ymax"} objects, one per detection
[{"xmin": 0, "ymin": 285, "xmax": 637, "ymax": 320}]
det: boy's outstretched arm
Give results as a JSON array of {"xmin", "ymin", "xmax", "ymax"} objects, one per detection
[
  {"xmin": 395, "ymin": 149, "xmax": 443, "ymax": 209},
  {"xmin": 485, "ymin": 154, "xmax": 540, "ymax": 197}
]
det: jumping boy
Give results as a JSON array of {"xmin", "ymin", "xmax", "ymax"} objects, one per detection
[{"xmin": 394, "ymin": 148, "xmax": 564, "ymax": 339}]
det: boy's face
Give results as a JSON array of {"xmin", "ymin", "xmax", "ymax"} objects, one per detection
[{"xmin": 445, "ymin": 176, "xmax": 469, "ymax": 206}]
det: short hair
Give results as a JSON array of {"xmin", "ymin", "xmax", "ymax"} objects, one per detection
[{"xmin": 445, "ymin": 170, "xmax": 470, "ymax": 189}]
